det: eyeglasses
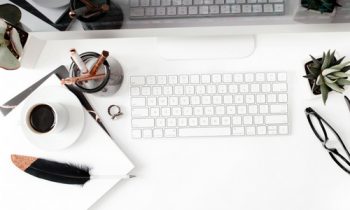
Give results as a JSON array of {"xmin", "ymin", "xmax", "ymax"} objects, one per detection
[{"xmin": 305, "ymin": 107, "xmax": 350, "ymax": 174}]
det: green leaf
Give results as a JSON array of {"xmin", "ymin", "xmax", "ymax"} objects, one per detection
[
  {"xmin": 327, "ymin": 75, "xmax": 339, "ymax": 80},
  {"xmin": 337, "ymin": 79, "xmax": 350, "ymax": 86},
  {"xmin": 316, "ymin": 75, "xmax": 324, "ymax": 85},
  {"xmin": 310, "ymin": 55, "xmax": 321, "ymax": 67},
  {"xmin": 332, "ymin": 72, "xmax": 349, "ymax": 78},
  {"xmin": 320, "ymin": 84, "xmax": 329, "ymax": 104},
  {"xmin": 329, "ymin": 61, "xmax": 350, "ymax": 71},
  {"xmin": 308, "ymin": 66, "xmax": 321, "ymax": 76},
  {"xmin": 324, "ymin": 76, "xmax": 336, "ymax": 84},
  {"xmin": 303, "ymin": 74, "xmax": 317, "ymax": 80},
  {"xmin": 0, "ymin": 46, "xmax": 20, "ymax": 70},
  {"xmin": 322, "ymin": 68, "xmax": 340, "ymax": 76},
  {"xmin": 336, "ymin": 56, "xmax": 345, "ymax": 65},
  {"xmin": 326, "ymin": 82, "xmax": 345, "ymax": 93},
  {"xmin": 321, "ymin": 50, "xmax": 332, "ymax": 70}
]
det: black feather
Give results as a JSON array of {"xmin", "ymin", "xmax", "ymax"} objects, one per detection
[{"xmin": 25, "ymin": 158, "xmax": 91, "ymax": 185}]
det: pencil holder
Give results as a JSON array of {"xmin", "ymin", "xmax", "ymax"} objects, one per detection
[{"xmin": 69, "ymin": 51, "xmax": 124, "ymax": 96}]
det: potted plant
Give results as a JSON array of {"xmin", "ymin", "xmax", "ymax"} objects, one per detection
[
  {"xmin": 0, "ymin": 4, "xmax": 27, "ymax": 70},
  {"xmin": 303, "ymin": 50, "xmax": 350, "ymax": 104},
  {"xmin": 294, "ymin": 0, "xmax": 342, "ymax": 23}
]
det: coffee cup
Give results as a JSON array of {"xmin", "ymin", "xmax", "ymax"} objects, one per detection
[{"xmin": 25, "ymin": 102, "xmax": 69, "ymax": 135}]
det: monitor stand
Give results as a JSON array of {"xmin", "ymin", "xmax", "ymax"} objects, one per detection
[{"xmin": 157, "ymin": 35, "xmax": 256, "ymax": 60}]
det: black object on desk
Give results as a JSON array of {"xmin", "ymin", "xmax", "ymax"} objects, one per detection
[{"xmin": 305, "ymin": 107, "xmax": 350, "ymax": 174}]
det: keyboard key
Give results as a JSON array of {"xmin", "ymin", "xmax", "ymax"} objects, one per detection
[
  {"xmin": 278, "ymin": 93, "xmax": 288, "ymax": 102},
  {"xmin": 141, "ymin": 87, "xmax": 151, "ymax": 95},
  {"xmin": 243, "ymin": 116, "xmax": 253, "ymax": 125},
  {"xmin": 175, "ymin": 86, "xmax": 184, "ymax": 95},
  {"xmin": 131, "ymin": 76, "xmax": 145, "ymax": 85},
  {"xmin": 167, "ymin": 118, "xmax": 177, "ymax": 126},
  {"xmin": 131, "ymin": 87, "xmax": 140, "ymax": 96},
  {"xmin": 150, "ymin": 108, "xmax": 160, "ymax": 116},
  {"xmin": 232, "ymin": 127, "xmax": 244, "ymax": 136},
  {"xmin": 131, "ymin": 0, "xmax": 140, "ymax": 7},
  {"xmin": 185, "ymin": 86, "xmax": 195, "ymax": 94},
  {"xmin": 179, "ymin": 127, "xmax": 231, "ymax": 137},
  {"xmin": 257, "ymin": 126, "xmax": 267, "ymax": 135},
  {"xmin": 132, "ymin": 119, "xmax": 154, "ymax": 127},
  {"xmin": 223, "ymin": 74, "xmax": 232, "ymax": 82},
  {"xmin": 279, "ymin": 125, "xmax": 288, "ymax": 134},
  {"xmin": 222, "ymin": 117, "xmax": 231, "ymax": 125},
  {"xmin": 189, "ymin": 118, "xmax": 198, "ymax": 126},
  {"xmin": 132, "ymin": 98, "xmax": 146, "ymax": 106},
  {"xmin": 232, "ymin": 116, "xmax": 242, "ymax": 125},
  {"xmin": 189, "ymin": 6, "xmax": 199, "ymax": 14},
  {"xmin": 199, "ymin": 6, "xmax": 209, "ymax": 14},
  {"xmin": 179, "ymin": 75, "xmax": 189, "ymax": 83},
  {"xmin": 191, "ymin": 96, "xmax": 200, "ymax": 104},
  {"xmin": 154, "ymin": 129, "xmax": 163, "ymax": 137},
  {"xmin": 224, "ymin": 95, "xmax": 233, "ymax": 104},
  {"xmin": 172, "ymin": 107, "xmax": 182, "ymax": 116},
  {"xmin": 204, "ymin": 106, "xmax": 214, "ymax": 115},
  {"xmin": 156, "ymin": 7, "xmax": 166, "ymax": 15},
  {"xmin": 194, "ymin": 107, "xmax": 204, "ymax": 115},
  {"xmin": 169, "ymin": 97, "xmax": 179, "ymax": 105},
  {"xmin": 157, "ymin": 76, "xmax": 167, "ymax": 84},
  {"xmin": 151, "ymin": 0, "xmax": 161, "ymax": 5},
  {"xmin": 141, "ymin": 0, "xmax": 151, "ymax": 6},
  {"xmin": 215, "ymin": 106, "xmax": 225, "ymax": 115},
  {"xmin": 146, "ymin": 76, "xmax": 156, "ymax": 84},
  {"xmin": 145, "ymin": 7, "xmax": 156, "ymax": 16},
  {"xmin": 132, "ymin": 129, "xmax": 142, "ymax": 138},
  {"xmin": 242, "ymin": 4, "xmax": 252, "ymax": 13},
  {"xmin": 132, "ymin": 108, "xmax": 149, "ymax": 117},
  {"xmin": 161, "ymin": 0, "xmax": 171, "ymax": 5},
  {"xmin": 165, "ymin": 129, "xmax": 177, "ymax": 137},
  {"xmin": 210, "ymin": 117, "xmax": 220, "ymax": 125},
  {"xmin": 156, "ymin": 118, "xmax": 166, "ymax": 127},
  {"xmin": 167, "ymin": 6, "xmax": 177, "ymax": 15},
  {"xmin": 277, "ymin": 72, "xmax": 287, "ymax": 81},
  {"xmin": 272, "ymin": 83, "xmax": 287, "ymax": 92},
  {"xmin": 246, "ymin": 126, "xmax": 256, "ymax": 135},
  {"xmin": 190, "ymin": 75, "xmax": 200, "ymax": 83},
  {"xmin": 227, "ymin": 106, "xmax": 236, "ymax": 114},
  {"xmin": 130, "ymin": 8, "xmax": 145, "ymax": 16},
  {"xmin": 161, "ymin": 107, "xmax": 171, "ymax": 116},
  {"xmin": 270, "ymin": 104, "xmax": 287, "ymax": 114},
  {"xmin": 168, "ymin": 75, "xmax": 178, "ymax": 84},
  {"xmin": 199, "ymin": 117, "xmax": 209, "ymax": 125},
  {"xmin": 143, "ymin": 129, "xmax": 153, "ymax": 138},
  {"xmin": 265, "ymin": 115, "xmax": 288, "ymax": 124},
  {"xmin": 254, "ymin": 116, "xmax": 264, "ymax": 124},
  {"xmin": 178, "ymin": 118, "xmax": 188, "ymax": 126}
]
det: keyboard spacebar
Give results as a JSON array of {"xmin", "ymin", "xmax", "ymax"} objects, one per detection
[{"xmin": 178, "ymin": 127, "xmax": 231, "ymax": 137}]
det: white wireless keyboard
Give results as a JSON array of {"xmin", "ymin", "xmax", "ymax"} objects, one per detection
[
  {"xmin": 129, "ymin": 0, "xmax": 285, "ymax": 19},
  {"xmin": 130, "ymin": 72, "xmax": 288, "ymax": 139}
]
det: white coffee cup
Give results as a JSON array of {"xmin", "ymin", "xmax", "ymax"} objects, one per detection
[{"xmin": 25, "ymin": 102, "xmax": 69, "ymax": 135}]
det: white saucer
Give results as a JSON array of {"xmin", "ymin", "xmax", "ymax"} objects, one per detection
[
  {"xmin": 21, "ymin": 86, "xmax": 85, "ymax": 151},
  {"xmin": 31, "ymin": 0, "xmax": 69, "ymax": 8}
]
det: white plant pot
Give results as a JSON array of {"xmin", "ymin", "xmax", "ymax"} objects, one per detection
[{"xmin": 294, "ymin": 5, "xmax": 336, "ymax": 23}]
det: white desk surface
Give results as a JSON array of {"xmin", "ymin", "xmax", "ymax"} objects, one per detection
[{"xmin": 3, "ymin": 25, "xmax": 350, "ymax": 210}]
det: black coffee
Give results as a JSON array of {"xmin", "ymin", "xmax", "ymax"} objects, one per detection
[{"xmin": 29, "ymin": 104, "xmax": 55, "ymax": 133}]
